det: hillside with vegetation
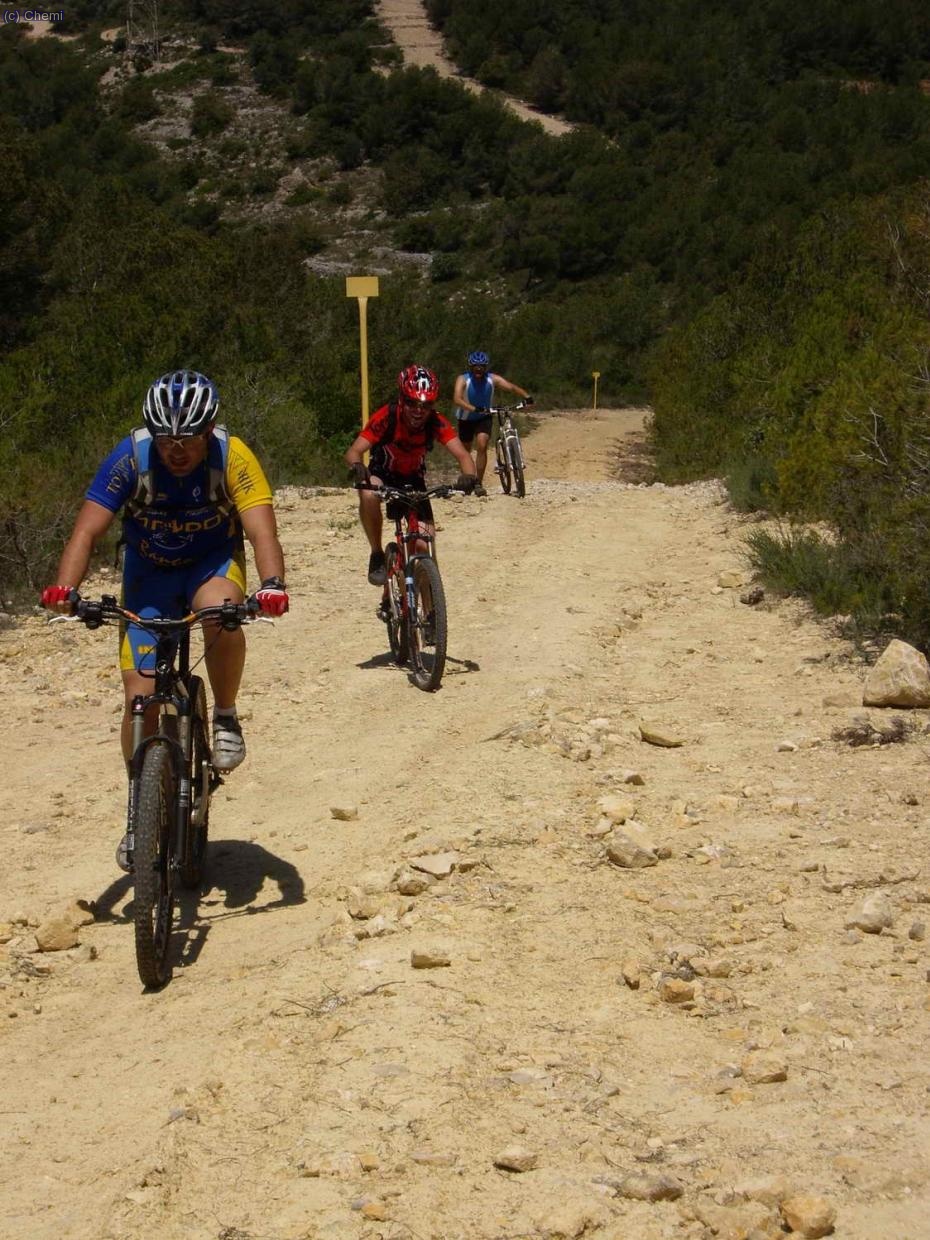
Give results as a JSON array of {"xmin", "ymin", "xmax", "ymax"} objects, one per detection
[{"xmin": 6, "ymin": 1, "xmax": 930, "ymax": 645}]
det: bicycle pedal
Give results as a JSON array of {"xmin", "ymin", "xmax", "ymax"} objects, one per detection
[{"xmin": 376, "ymin": 602, "xmax": 390, "ymax": 623}]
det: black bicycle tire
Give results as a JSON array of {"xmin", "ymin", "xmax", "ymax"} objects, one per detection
[
  {"xmin": 180, "ymin": 675, "xmax": 209, "ymax": 889},
  {"xmin": 496, "ymin": 436, "xmax": 512, "ymax": 495},
  {"xmin": 133, "ymin": 740, "xmax": 176, "ymax": 989},
  {"xmin": 385, "ymin": 544, "xmax": 409, "ymax": 664},
  {"xmin": 508, "ymin": 431, "xmax": 526, "ymax": 497},
  {"xmin": 409, "ymin": 557, "xmax": 447, "ymax": 692}
]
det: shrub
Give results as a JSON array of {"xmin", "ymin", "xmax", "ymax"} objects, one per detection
[
  {"xmin": 744, "ymin": 524, "xmax": 894, "ymax": 622},
  {"xmin": 190, "ymin": 91, "xmax": 234, "ymax": 139}
]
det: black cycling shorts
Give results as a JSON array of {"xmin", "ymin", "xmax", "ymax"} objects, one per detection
[
  {"xmin": 456, "ymin": 415, "xmax": 493, "ymax": 445},
  {"xmin": 369, "ymin": 461, "xmax": 434, "ymax": 523}
]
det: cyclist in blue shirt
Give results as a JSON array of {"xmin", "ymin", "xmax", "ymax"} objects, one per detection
[
  {"xmin": 453, "ymin": 351, "xmax": 531, "ymax": 496},
  {"xmin": 42, "ymin": 372, "xmax": 289, "ymax": 871}
]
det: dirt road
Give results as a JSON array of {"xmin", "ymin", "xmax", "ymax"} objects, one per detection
[
  {"xmin": 1, "ymin": 409, "xmax": 928, "ymax": 1239},
  {"xmin": 375, "ymin": 0, "xmax": 573, "ymax": 137}
]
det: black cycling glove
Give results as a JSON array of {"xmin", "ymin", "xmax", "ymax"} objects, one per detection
[
  {"xmin": 455, "ymin": 473, "xmax": 477, "ymax": 493},
  {"xmin": 348, "ymin": 462, "xmax": 370, "ymax": 485}
]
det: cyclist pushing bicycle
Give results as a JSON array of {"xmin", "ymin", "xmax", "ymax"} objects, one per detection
[
  {"xmin": 452, "ymin": 351, "xmax": 532, "ymax": 496},
  {"xmin": 41, "ymin": 370, "xmax": 289, "ymax": 872},
  {"xmin": 345, "ymin": 364, "xmax": 477, "ymax": 585}
]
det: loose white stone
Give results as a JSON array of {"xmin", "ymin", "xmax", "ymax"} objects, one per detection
[
  {"xmin": 780, "ymin": 1193, "xmax": 837, "ymax": 1238},
  {"xmin": 845, "ymin": 891, "xmax": 894, "ymax": 934},
  {"xmin": 863, "ymin": 639, "xmax": 930, "ymax": 707},
  {"xmin": 493, "ymin": 1145, "xmax": 538, "ymax": 1172},
  {"xmin": 410, "ymin": 947, "xmax": 451, "ymax": 969}
]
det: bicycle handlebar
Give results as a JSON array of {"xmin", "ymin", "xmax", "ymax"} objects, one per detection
[
  {"xmin": 485, "ymin": 399, "xmax": 533, "ymax": 416},
  {"xmin": 354, "ymin": 482, "xmax": 462, "ymax": 502},
  {"xmin": 54, "ymin": 592, "xmax": 260, "ymax": 632}
]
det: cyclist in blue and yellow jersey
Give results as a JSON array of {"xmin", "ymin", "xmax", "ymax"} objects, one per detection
[
  {"xmin": 453, "ymin": 350, "xmax": 531, "ymax": 496},
  {"xmin": 42, "ymin": 372, "xmax": 289, "ymax": 866}
]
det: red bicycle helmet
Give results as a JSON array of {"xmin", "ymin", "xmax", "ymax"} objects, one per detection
[{"xmin": 398, "ymin": 364, "xmax": 440, "ymax": 403}]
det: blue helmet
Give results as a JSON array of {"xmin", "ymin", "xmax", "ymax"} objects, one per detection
[
  {"xmin": 467, "ymin": 350, "xmax": 490, "ymax": 368},
  {"xmin": 143, "ymin": 370, "xmax": 218, "ymax": 436}
]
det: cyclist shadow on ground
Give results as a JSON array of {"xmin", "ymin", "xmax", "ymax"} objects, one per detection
[
  {"xmin": 176, "ymin": 840, "xmax": 307, "ymax": 970},
  {"xmin": 92, "ymin": 841, "xmax": 306, "ymax": 972},
  {"xmin": 356, "ymin": 653, "xmax": 481, "ymax": 674}
]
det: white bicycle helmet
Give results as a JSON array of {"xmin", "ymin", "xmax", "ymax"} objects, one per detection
[{"xmin": 143, "ymin": 370, "xmax": 219, "ymax": 435}]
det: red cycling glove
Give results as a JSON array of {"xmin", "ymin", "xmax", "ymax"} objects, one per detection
[
  {"xmin": 41, "ymin": 585, "xmax": 74, "ymax": 609},
  {"xmin": 254, "ymin": 577, "xmax": 289, "ymax": 616}
]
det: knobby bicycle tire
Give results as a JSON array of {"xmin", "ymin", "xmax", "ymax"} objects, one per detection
[
  {"xmin": 496, "ymin": 435, "xmax": 512, "ymax": 494},
  {"xmin": 133, "ymin": 739, "xmax": 176, "ymax": 989},
  {"xmin": 385, "ymin": 543, "xmax": 409, "ymax": 664},
  {"xmin": 409, "ymin": 556, "xmax": 447, "ymax": 692},
  {"xmin": 180, "ymin": 675, "xmax": 209, "ymax": 889},
  {"xmin": 509, "ymin": 431, "xmax": 527, "ymax": 498}
]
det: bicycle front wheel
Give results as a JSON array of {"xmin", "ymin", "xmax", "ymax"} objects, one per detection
[
  {"xmin": 385, "ymin": 543, "xmax": 409, "ymax": 665},
  {"xmin": 409, "ymin": 557, "xmax": 447, "ymax": 692},
  {"xmin": 133, "ymin": 740, "xmax": 177, "ymax": 988},
  {"xmin": 496, "ymin": 436, "xmax": 512, "ymax": 494},
  {"xmin": 511, "ymin": 432, "xmax": 527, "ymax": 498},
  {"xmin": 180, "ymin": 675, "xmax": 209, "ymax": 889}
]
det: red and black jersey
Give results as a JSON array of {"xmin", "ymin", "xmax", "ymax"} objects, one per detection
[{"xmin": 361, "ymin": 401, "xmax": 457, "ymax": 478}]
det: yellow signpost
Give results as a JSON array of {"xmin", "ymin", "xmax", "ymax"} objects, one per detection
[
  {"xmin": 592, "ymin": 370, "xmax": 601, "ymax": 411},
  {"xmin": 345, "ymin": 276, "xmax": 380, "ymax": 428}
]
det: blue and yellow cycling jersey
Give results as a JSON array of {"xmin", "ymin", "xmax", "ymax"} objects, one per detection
[{"xmin": 86, "ymin": 432, "xmax": 272, "ymax": 569}]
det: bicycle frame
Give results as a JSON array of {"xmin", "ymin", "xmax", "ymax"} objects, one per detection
[
  {"xmin": 126, "ymin": 622, "xmax": 201, "ymax": 877},
  {"xmin": 64, "ymin": 594, "xmax": 254, "ymax": 873},
  {"xmin": 52, "ymin": 592, "xmax": 260, "ymax": 985},
  {"xmin": 356, "ymin": 482, "xmax": 453, "ymax": 690},
  {"xmin": 388, "ymin": 506, "xmax": 436, "ymax": 619},
  {"xmin": 490, "ymin": 404, "xmax": 528, "ymax": 496}
]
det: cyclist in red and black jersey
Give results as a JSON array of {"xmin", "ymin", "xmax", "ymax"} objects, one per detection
[{"xmin": 345, "ymin": 364, "xmax": 476, "ymax": 584}]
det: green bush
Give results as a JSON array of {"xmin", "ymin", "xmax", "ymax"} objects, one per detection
[
  {"xmin": 190, "ymin": 90, "xmax": 234, "ymax": 138},
  {"xmin": 744, "ymin": 525, "xmax": 895, "ymax": 623}
]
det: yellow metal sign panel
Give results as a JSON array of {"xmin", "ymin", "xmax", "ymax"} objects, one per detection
[{"xmin": 345, "ymin": 276, "xmax": 380, "ymax": 298}]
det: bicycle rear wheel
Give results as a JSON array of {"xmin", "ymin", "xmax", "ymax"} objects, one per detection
[
  {"xmin": 385, "ymin": 543, "xmax": 409, "ymax": 664},
  {"xmin": 133, "ymin": 739, "xmax": 177, "ymax": 988},
  {"xmin": 180, "ymin": 675, "xmax": 209, "ymax": 889},
  {"xmin": 409, "ymin": 556, "xmax": 447, "ymax": 692},
  {"xmin": 510, "ymin": 431, "xmax": 527, "ymax": 498}
]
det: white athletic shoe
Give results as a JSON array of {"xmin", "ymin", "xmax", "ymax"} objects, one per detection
[{"xmin": 213, "ymin": 716, "xmax": 246, "ymax": 772}]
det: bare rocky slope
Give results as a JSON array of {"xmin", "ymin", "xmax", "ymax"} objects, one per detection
[{"xmin": 1, "ymin": 409, "xmax": 928, "ymax": 1240}]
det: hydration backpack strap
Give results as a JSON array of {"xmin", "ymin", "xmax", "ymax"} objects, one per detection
[
  {"xmin": 126, "ymin": 426, "xmax": 156, "ymax": 514},
  {"xmin": 207, "ymin": 424, "xmax": 232, "ymax": 511}
]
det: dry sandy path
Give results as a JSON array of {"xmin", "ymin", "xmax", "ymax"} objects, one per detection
[
  {"xmin": 375, "ymin": 0, "xmax": 573, "ymax": 136},
  {"xmin": 1, "ymin": 409, "xmax": 928, "ymax": 1239}
]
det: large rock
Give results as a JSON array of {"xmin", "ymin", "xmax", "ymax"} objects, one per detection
[
  {"xmin": 845, "ymin": 891, "xmax": 894, "ymax": 934},
  {"xmin": 780, "ymin": 1194, "xmax": 836, "ymax": 1237},
  {"xmin": 34, "ymin": 917, "xmax": 80, "ymax": 952},
  {"xmin": 862, "ymin": 639, "xmax": 930, "ymax": 707},
  {"xmin": 606, "ymin": 828, "xmax": 658, "ymax": 869}
]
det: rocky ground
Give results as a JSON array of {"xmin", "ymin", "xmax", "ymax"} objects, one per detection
[{"xmin": 1, "ymin": 408, "xmax": 928, "ymax": 1240}]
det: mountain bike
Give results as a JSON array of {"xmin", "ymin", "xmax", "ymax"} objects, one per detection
[
  {"xmin": 490, "ymin": 399, "xmax": 532, "ymax": 498},
  {"xmin": 54, "ymin": 593, "xmax": 260, "ymax": 989},
  {"xmin": 358, "ymin": 482, "xmax": 457, "ymax": 692}
]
